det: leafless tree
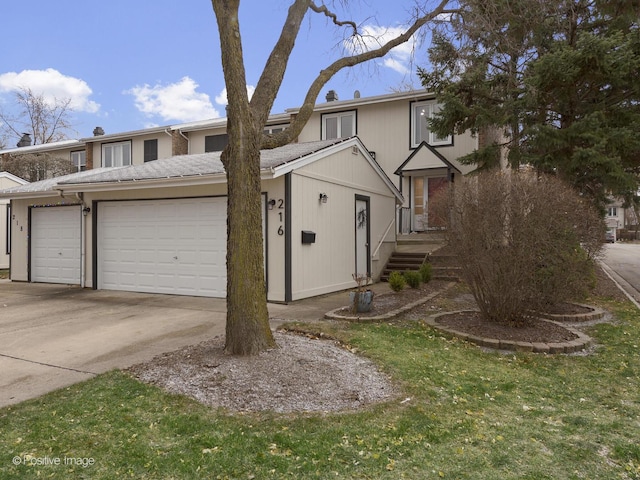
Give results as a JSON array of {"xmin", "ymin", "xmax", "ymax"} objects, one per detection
[
  {"xmin": 445, "ymin": 170, "xmax": 604, "ymax": 326},
  {"xmin": 0, "ymin": 86, "xmax": 75, "ymax": 146},
  {"xmin": 210, "ymin": 0, "xmax": 455, "ymax": 355},
  {"xmin": 0, "ymin": 153, "xmax": 74, "ymax": 182}
]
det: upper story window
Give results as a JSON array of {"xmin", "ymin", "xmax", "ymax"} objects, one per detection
[
  {"xmin": 205, "ymin": 134, "xmax": 229, "ymax": 152},
  {"xmin": 102, "ymin": 141, "xmax": 131, "ymax": 168},
  {"xmin": 144, "ymin": 139, "xmax": 158, "ymax": 162},
  {"xmin": 607, "ymin": 207, "xmax": 618, "ymax": 217},
  {"xmin": 411, "ymin": 101, "xmax": 452, "ymax": 148},
  {"xmin": 321, "ymin": 111, "xmax": 356, "ymax": 140},
  {"xmin": 70, "ymin": 150, "xmax": 86, "ymax": 172},
  {"xmin": 264, "ymin": 125, "xmax": 288, "ymax": 135}
]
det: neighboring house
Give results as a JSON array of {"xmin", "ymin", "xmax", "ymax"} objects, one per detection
[
  {"xmin": 0, "ymin": 139, "xmax": 87, "ymax": 179},
  {"xmin": 1, "ymin": 138, "xmax": 401, "ymax": 302},
  {"xmin": 0, "ymin": 172, "xmax": 28, "ymax": 269},
  {"xmin": 605, "ymin": 201, "xmax": 625, "ymax": 242},
  {"xmin": 0, "ymin": 90, "xmax": 479, "ymax": 299}
]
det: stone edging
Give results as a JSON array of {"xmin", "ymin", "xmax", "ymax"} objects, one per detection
[
  {"xmin": 324, "ymin": 282, "xmax": 457, "ymax": 322},
  {"xmin": 424, "ymin": 310, "xmax": 592, "ymax": 354},
  {"xmin": 534, "ymin": 303, "xmax": 605, "ymax": 322}
]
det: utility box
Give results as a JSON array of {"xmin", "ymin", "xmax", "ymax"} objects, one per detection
[{"xmin": 301, "ymin": 230, "xmax": 316, "ymax": 244}]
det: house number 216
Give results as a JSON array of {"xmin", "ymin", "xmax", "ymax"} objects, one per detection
[{"xmin": 276, "ymin": 199, "xmax": 284, "ymax": 236}]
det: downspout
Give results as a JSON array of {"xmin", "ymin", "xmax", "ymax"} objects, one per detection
[
  {"xmin": 75, "ymin": 192, "xmax": 87, "ymax": 288},
  {"xmin": 179, "ymin": 129, "xmax": 190, "ymax": 154}
]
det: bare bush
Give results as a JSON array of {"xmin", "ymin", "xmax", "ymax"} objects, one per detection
[{"xmin": 445, "ymin": 170, "xmax": 604, "ymax": 326}]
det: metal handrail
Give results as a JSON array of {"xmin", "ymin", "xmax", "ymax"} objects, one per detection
[{"xmin": 372, "ymin": 215, "xmax": 396, "ymax": 258}]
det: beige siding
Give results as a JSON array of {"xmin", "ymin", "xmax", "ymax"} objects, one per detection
[
  {"xmin": 297, "ymin": 97, "xmax": 478, "ymax": 188},
  {"xmin": 289, "ymin": 148, "xmax": 397, "ymax": 300},
  {"xmin": 89, "ymin": 133, "xmax": 172, "ymax": 168},
  {"xmin": 188, "ymin": 127, "xmax": 228, "ymax": 155},
  {"xmin": 263, "ymin": 177, "xmax": 286, "ymax": 302}
]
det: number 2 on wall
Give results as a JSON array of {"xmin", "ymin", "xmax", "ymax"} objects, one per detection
[{"xmin": 276, "ymin": 199, "xmax": 284, "ymax": 235}]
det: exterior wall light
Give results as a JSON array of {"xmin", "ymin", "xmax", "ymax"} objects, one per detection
[
  {"xmin": 82, "ymin": 207, "xmax": 91, "ymax": 216},
  {"xmin": 319, "ymin": 193, "xmax": 328, "ymax": 204},
  {"xmin": 268, "ymin": 199, "xmax": 276, "ymax": 210}
]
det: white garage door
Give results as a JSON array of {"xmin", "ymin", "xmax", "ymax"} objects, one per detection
[
  {"xmin": 31, "ymin": 206, "xmax": 81, "ymax": 284},
  {"xmin": 98, "ymin": 198, "xmax": 228, "ymax": 297}
]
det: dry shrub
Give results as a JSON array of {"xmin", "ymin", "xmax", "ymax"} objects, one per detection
[{"xmin": 445, "ymin": 170, "xmax": 603, "ymax": 326}]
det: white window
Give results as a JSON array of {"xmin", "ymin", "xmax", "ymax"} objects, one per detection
[
  {"xmin": 71, "ymin": 150, "xmax": 86, "ymax": 172},
  {"xmin": 264, "ymin": 125, "xmax": 288, "ymax": 135},
  {"xmin": 411, "ymin": 101, "xmax": 452, "ymax": 147},
  {"xmin": 322, "ymin": 111, "xmax": 355, "ymax": 140},
  {"xmin": 607, "ymin": 207, "xmax": 618, "ymax": 217},
  {"xmin": 102, "ymin": 141, "xmax": 131, "ymax": 168}
]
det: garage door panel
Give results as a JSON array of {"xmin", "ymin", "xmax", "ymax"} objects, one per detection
[
  {"xmin": 31, "ymin": 206, "xmax": 81, "ymax": 284},
  {"xmin": 98, "ymin": 198, "xmax": 228, "ymax": 297}
]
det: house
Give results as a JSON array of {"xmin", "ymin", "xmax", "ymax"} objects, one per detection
[
  {"xmin": 0, "ymin": 172, "xmax": 28, "ymax": 269},
  {"xmin": 0, "ymin": 90, "xmax": 479, "ymax": 299},
  {"xmin": 1, "ymin": 138, "xmax": 402, "ymax": 302}
]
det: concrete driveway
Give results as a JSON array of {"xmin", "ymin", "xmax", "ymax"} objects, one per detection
[{"xmin": 0, "ymin": 281, "xmax": 358, "ymax": 408}]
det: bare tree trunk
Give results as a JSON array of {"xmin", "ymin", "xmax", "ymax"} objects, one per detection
[
  {"xmin": 221, "ymin": 126, "xmax": 276, "ymax": 355},
  {"xmin": 213, "ymin": 0, "xmax": 275, "ymax": 355}
]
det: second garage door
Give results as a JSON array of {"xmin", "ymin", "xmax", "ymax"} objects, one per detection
[
  {"xmin": 31, "ymin": 205, "xmax": 81, "ymax": 284},
  {"xmin": 98, "ymin": 198, "xmax": 227, "ymax": 297}
]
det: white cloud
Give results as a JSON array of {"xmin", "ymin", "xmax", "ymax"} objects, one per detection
[
  {"xmin": 0, "ymin": 68, "xmax": 100, "ymax": 113},
  {"xmin": 344, "ymin": 24, "xmax": 418, "ymax": 75},
  {"xmin": 214, "ymin": 85, "xmax": 256, "ymax": 106},
  {"xmin": 127, "ymin": 77, "xmax": 220, "ymax": 122}
]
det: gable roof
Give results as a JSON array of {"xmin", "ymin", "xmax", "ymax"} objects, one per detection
[
  {"xmin": 394, "ymin": 141, "xmax": 462, "ymax": 175},
  {"xmin": 0, "ymin": 139, "xmax": 83, "ymax": 155},
  {"xmin": 0, "ymin": 138, "xmax": 402, "ymax": 203},
  {"xmin": 0, "ymin": 171, "xmax": 29, "ymax": 186}
]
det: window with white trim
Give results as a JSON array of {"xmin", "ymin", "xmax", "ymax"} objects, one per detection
[
  {"xmin": 607, "ymin": 207, "xmax": 618, "ymax": 217},
  {"xmin": 321, "ymin": 111, "xmax": 355, "ymax": 140},
  {"xmin": 102, "ymin": 141, "xmax": 131, "ymax": 167},
  {"xmin": 71, "ymin": 150, "xmax": 86, "ymax": 172},
  {"xmin": 411, "ymin": 101, "xmax": 452, "ymax": 147},
  {"xmin": 264, "ymin": 125, "xmax": 288, "ymax": 135}
]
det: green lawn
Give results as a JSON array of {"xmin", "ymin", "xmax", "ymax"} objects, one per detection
[
  {"xmin": 1, "ymin": 297, "xmax": 639, "ymax": 479},
  {"xmin": 0, "ymin": 269, "xmax": 9, "ymax": 280}
]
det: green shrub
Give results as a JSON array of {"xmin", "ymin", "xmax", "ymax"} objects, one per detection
[
  {"xmin": 419, "ymin": 262, "xmax": 433, "ymax": 283},
  {"xmin": 403, "ymin": 270, "xmax": 421, "ymax": 289},
  {"xmin": 388, "ymin": 271, "xmax": 406, "ymax": 292}
]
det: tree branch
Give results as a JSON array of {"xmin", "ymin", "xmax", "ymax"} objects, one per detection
[
  {"xmin": 309, "ymin": 1, "xmax": 357, "ymax": 33},
  {"xmin": 278, "ymin": 0, "xmax": 455, "ymax": 145}
]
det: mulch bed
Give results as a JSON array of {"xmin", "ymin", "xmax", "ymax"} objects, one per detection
[{"xmin": 434, "ymin": 311, "xmax": 579, "ymax": 344}]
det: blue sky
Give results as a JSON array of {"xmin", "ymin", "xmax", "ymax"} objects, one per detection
[{"xmin": 0, "ymin": 0, "xmax": 436, "ymax": 143}]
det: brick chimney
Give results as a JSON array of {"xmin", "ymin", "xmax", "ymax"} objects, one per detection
[{"xmin": 325, "ymin": 90, "xmax": 339, "ymax": 102}]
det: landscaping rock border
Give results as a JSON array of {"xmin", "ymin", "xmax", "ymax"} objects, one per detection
[
  {"xmin": 324, "ymin": 282, "xmax": 456, "ymax": 322},
  {"xmin": 425, "ymin": 310, "xmax": 593, "ymax": 354},
  {"xmin": 535, "ymin": 303, "xmax": 605, "ymax": 323}
]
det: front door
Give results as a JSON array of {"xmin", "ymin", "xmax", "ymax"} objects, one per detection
[
  {"xmin": 412, "ymin": 176, "xmax": 448, "ymax": 231},
  {"xmin": 355, "ymin": 195, "xmax": 370, "ymax": 277}
]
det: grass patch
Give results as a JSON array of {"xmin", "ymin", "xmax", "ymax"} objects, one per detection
[
  {"xmin": 1, "ymin": 301, "xmax": 640, "ymax": 478},
  {"xmin": 0, "ymin": 269, "xmax": 9, "ymax": 280}
]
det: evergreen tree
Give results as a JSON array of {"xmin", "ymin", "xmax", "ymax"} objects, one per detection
[{"xmin": 421, "ymin": 0, "xmax": 640, "ymax": 207}]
